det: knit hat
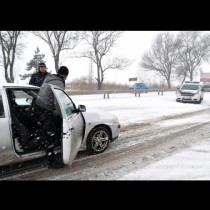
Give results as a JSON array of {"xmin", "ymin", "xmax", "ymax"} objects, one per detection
[
  {"xmin": 38, "ymin": 62, "xmax": 46, "ymax": 68},
  {"xmin": 58, "ymin": 66, "xmax": 69, "ymax": 76}
]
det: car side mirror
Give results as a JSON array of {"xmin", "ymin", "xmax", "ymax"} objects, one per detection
[{"xmin": 78, "ymin": 104, "xmax": 86, "ymax": 112}]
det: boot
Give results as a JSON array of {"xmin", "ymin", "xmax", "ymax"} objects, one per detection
[{"xmin": 48, "ymin": 151, "xmax": 65, "ymax": 169}]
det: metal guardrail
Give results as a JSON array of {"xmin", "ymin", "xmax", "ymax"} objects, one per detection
[{"xmin": 66, "ymin": 88, "xmax": 177, "ymax": 99}]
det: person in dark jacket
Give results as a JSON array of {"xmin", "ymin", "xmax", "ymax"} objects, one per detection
[
  {"xmin": 35, "ymin": 66, "xmax": 69, "ymax": 168},
  {"xmin": 35, "ymin": 66, "xmax": 68, "ymax": 111},
  {"xmin": 29, "ymin": 62, "xmax": 49, "ymax": 87}
]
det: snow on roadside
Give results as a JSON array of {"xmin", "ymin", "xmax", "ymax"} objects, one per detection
[{"xmin": 71, "ymin": 91, "xmax": 210, "ymax": 126}]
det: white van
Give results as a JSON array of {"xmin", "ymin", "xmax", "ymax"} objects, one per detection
[{"xmin": 176, "ymin": 81, "xmax": 204, "ymax": 104}]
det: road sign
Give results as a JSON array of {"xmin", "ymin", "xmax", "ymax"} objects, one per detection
[{"xmin": 129, "ymin": 77, "xmax": 137, "ymax": 82}]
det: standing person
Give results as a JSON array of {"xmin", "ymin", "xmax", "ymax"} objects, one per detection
[
  {"xmin": 35, "ymin": 66, "xmax": 69, "ymax": 168},
  {"xmin": 29, "ymin": 62, "xmax": 49, "ymax": 87}
]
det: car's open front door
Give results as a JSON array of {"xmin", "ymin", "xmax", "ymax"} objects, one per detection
[{"xmin": 50, "ymin": 86, "xmax": 84, "ymax": 166}]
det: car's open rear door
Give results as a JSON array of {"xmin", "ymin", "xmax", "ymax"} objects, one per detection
[{"xmin": 50, "ymin": 86, "xmax": 84, "ymax": 166}]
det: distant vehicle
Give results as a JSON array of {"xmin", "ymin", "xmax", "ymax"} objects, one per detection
[
  {"xmin": 0, "ymin": 83, "xmax": 120, "ymax": 168},
  {"xmin": 203, "ymin": 85, "xmax": 210, "ymax": 92},
  {"xmin": 176, "ymin": 81, "xmax": 204, "ymax": 104},
  {"xmin": 129, "ymin": 83, "xmax": 149, "ymax": 90},
  {"xmin": 200, "ymin": 73, "xmax": 210, "ymax": 92}
]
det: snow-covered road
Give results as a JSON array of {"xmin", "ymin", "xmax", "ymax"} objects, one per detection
[{"xmin": 2, "ymin": 91, "xmax": 210, "ymax": 180}]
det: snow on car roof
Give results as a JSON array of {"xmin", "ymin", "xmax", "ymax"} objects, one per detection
[
  {"xmin": 184, "ymin": 81, "xmax": 200, "ymax": 85},
  {"xmin": 0, "ymin": 83, "xmax": 39, "ymax": 90},
  {"xmin": 0, "ymin": 83, "xmax": 39, "ymax": 91}
]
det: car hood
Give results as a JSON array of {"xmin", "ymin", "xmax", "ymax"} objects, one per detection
[{"xmin": 82, "ymin": 107, "xmax": 118, "ymax": 124}]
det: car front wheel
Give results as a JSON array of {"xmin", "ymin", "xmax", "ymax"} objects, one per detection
[
  {"xmin": 86, "ymin": 126, "xmax": 110, "ymax": 155},
  {"xmin": 197, "ymin": 97, "xmax": 202, "ymax": 104}
]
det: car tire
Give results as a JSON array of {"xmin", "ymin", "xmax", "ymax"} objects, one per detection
[
  {"xmin": 86, "ymin": 126, "xmax": 110, "ymax": 155},
  {"xmin": 197, "ymin": 98, "xmax": 202, "ymax": 104}
]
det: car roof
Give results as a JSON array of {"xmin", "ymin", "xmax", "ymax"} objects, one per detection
[
  {"xmin": 183, "ymin": 83, "xmax": 199, "ymax": 85},
  {"xmin": 183, "ymin": 81, "xmax": 200, "ymax": 85},
  {"xmin": 182, "ymin": 83, "xmax": 200, "ymax": 87},
  {"xmin": 0, "ymin": 83, "xmax": 39, "ymax": 91}
]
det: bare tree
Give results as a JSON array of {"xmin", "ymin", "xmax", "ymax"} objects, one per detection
[
  {"xmin": 19, "ymin": 47, "xmax": 46, "ymax": 80},
  {"xmin": 136, "ymin": 68, "xmax": 151, "ymax": 84},
  {"xmin": 176, "ymin": 31, "xmax": 210, "ymax": 81},
  {"xmin": 140, "ymin": 32, "xmax": 179, "ymax": 89},
  {"xmin": 175, "ymin": 63, "xmax": 188, "ymax": 85},
  {"xmin": 79, "ymin": 31, "xmax": 131, "ymax": 90},
  {"xmin": 0, "ymin": 31, "xmax": 24, "ymax": 82},
  {"xmin": 32, "ymin": 31, "xmax": 81, "ymax": 72}
]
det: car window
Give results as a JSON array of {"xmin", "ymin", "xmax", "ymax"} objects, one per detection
[
  {"xmin": 11, "ymin": 90, "xmax": 33, "ymax": 106},
  {"xmin": 54, "ymin": 89, "xmax": 76, "ymax": 117},
  {"xmin": 0, "ymin": 93, "xmax": 5, "ymax": 118},
  {"xmin": 181, "ymin": 85, "xmax": 199, "ymax": 90}
]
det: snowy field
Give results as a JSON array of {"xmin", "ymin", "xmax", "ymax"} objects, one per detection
[
  {"xmin": 69, "ymin": 91, "xmax": 210, "ymax": 180},
  {"xmin": 71, "ymin": 91, "xmax": 210, "ymax": 126}
]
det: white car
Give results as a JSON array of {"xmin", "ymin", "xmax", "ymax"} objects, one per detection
[
  {"xmin": 176, "ymin": 81, "xmax": 204, "ymax": 104},
  {"xmin": 0, "ymin": 83, "xmax": 120, "ymax": 168}
]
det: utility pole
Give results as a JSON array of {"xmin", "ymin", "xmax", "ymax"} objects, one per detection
[{"xmin": 89, "ymin": 59, "xmax": 94, "ymax": 84}]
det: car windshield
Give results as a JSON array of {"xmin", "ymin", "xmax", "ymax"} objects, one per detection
[
  {"xmin": 135, "ymin": 83, "xmax": 146, "ymax": 86},
  {"xmin": 181, "ymin": 85, "xmax": 199, "ymax": 90}
]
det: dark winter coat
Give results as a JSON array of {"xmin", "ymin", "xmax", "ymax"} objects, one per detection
[
  {"xmin": 35, "ymin": 74, "xmax": 65, "ymax": 111},
  {"xmin": 29, "ymin": 71, "xmax": 49, "ymax": 87}
]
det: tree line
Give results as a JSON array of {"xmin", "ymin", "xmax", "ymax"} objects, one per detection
[
  {"xmin": 1, "ymin": 31, "xmax": 210, "ymax": 89},
  {"xmin": 0, "ymin": 31, "xmax": 130, "ymax": 90},
  {"xmin": 140, "ymin": 31, "xmax": 210, "ymax": 88}
]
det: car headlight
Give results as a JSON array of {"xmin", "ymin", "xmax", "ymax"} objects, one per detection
[
  {"xmin": 176, "ymin": 91, "xmax": 181, "ymax": 96},
  {"xmin": 194, "ymin": 91, "xmax": 199, "ymax": 97}
]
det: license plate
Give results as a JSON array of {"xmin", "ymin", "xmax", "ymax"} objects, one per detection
[{"xmin": 183, "ymin": 96, "xmax": 191, "ymax": 99}]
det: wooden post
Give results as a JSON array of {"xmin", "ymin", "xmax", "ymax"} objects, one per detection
[
  {"xmin": 104, "ymin": 92, "xmax": 110, "ymax": 99},
  {"xmin": 158, "ymin": 90, "xmax": 163, "ymax": 95},
  {"xmin": 134, "ymin": 92, "xmax": 140, "ymax": 97}
]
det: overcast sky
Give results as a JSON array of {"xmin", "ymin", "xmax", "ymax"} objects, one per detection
[
  {"xmin": 15, "ymin": 31, "xmax": 159, "ymax": 84},
  {"xmin": 1, "ymin": 31, "xmax": 210, "ymax": 85},
  {"xmin": 14, "ymin": 31, "xmax": 165, "ymax": 84}
]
